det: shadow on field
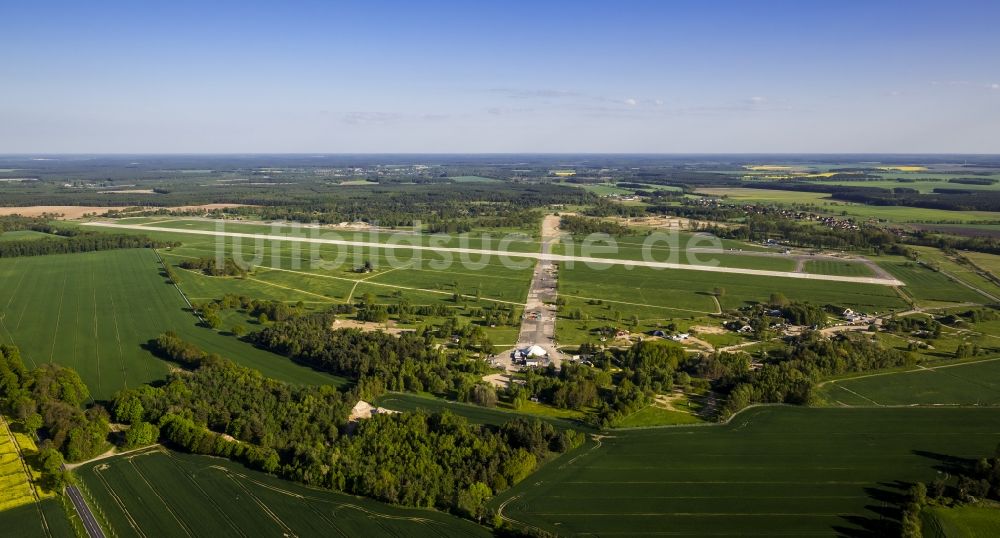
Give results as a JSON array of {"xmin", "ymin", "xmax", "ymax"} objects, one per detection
[
  {"xmin": 832, "ymin": 481, "xmax": 911, "ymax": 537},
  {"xmin": 912, "ymin": 449, "xmax": 974, "ymax": 475}
]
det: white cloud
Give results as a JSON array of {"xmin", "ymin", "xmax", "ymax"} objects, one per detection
[
  {"xmin": 623, "ymin": 98, "xmax": 638, "ymax": 106},
  {"xmin": 653, "ymin": 99, "xmax": 664, "ymax": 106},
  {"xmin": 749, "ymin": 96, "xmax": 767, "ymax": 104},
  {"xmin": 991, "ymin": 83, "xmax": 999, "ymax": 90}
]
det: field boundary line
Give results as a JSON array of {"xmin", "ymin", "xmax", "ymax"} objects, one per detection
[
  {"xmin": 84, "ymin": 222, "xmax": 907, "ymax": 286},
  {"xmin": 107, "ymin": 292, "xmax": 127, "ymax": 390},
  {"xmin": 162, "ymin": 453, "xmax": 247, "ymax": 537},
  {"xmin": 47, "ymin": 274, "xmax": 68, "ymax": 363},
  {"xmin": 152, "ymin": 249, "xmax": 205, "ymax": 324},
  {"xmin": 832, "ymin": 385, "xmax": 882, "ymax": 407},
  {"xmin": 346, "ymin": 261, "xmax": 413, "ymax": 303},
  {"xmin": 91, "ymin": 268, "xmax": 101, "ymax": 397},
  {"xmin": 93, "ymin": 464, "xmax": 146, "ymax": 538},
  {"xmin": 245, "ymin": 274, "xmax": 339, "ymax": 302},
  {"xmin": 127, "ymin": 457, "xmax": 194, "ymax": 537},
  {"xmin": 222, "ymin": 470, "xmax": 299, "ymax": 537}
]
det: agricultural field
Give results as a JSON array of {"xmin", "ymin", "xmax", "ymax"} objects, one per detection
[
  {"xmin": 909, "ymin": 246, "xmax": 1000, "ymax": 300},
  {"xmin": 877, "ymin": 257, "xmax": 992, "ymax": 305},
  {"xmin": 695, "ymin": 187, "xmax": 1000, "ymax": 224},
  {"xmin": 817, "ymin": 358, "xmax": 1000, "ymax": 407},
  {"xmin": 805, "ymin": 178, "xmax": 1000, "ymax": 193},
  {"xmin": 491, "ymin": 406, "xmax": 1000, "ymax": 536},
  {"xmin": 0, "ymin": 417, "xmax": 73, "ymax": 538},
  {"xmin": 78, "ymin": 448, "xmax": 491, "ymax": 538},
  {"xmin": 0, "ymin": 418, "xmax": 45, "ymax": 513},
  {"xmin": 0, "ymin": 249, "xmax": 346, "ymax": 400}
]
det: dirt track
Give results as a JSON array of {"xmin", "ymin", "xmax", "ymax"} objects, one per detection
[{"xmin": 82, "ymin": 221, "xmax": 906, "ymax": 286}]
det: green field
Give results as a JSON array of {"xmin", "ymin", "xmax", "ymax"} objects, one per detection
[
  {"xmin": 802, "ymin": 259, "xmax": 875, "ymax": 277},
  {"xmin": 0, "ymin": 249, "xmax": 346, "ymax": 400},
  {"xmin": 818, "ymin": 358, "xmax": 1000, "ymax": 407},
  {"xmin": 924, "ymin": 504, "xmax": 1000, "ymax": 538},
  {"xmin": 374, "ymin": 392, "xmax": 587, "ymax": 431},
  {"xmin": 79, "ymin": 448, "xmax": 490, "ymax": 538},
  {"xmin": 492, "ymin": 406, "xmax": 1000, "ymax": 536},
  {"xmin": 0, "ymin": 230, "xmax": 60, "ymax": 241},
  {"xmin": 878, "ymin": 258, "xmax": 992, "ymax": 305}
]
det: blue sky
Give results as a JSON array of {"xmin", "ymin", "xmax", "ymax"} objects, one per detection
[{"xmin": 1, "ymin": 0, "xmax": 998, "ymax": 153}]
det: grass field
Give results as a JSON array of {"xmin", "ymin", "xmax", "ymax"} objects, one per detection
[
  {"xmin": 491, "ymin": 406, "xmax": 1000, "ymax": 536},
  {"xmin": 877, "ymin": 258, "xmax": 992, "ymax": 305},
  {"xmin": 924, "ymin": 504, "xmax": 1000, "ymax": 538},
  {"xmin": 818, "ymin": 358, "xmax": 1000, "ymax": 407},
  {"xmin": 374, "ymin": 392, "xmax": 587, "ymax": 431},
  {"xmin": 616, "ymin": 403, "xmax": 704, "ymax": 427},
  {"xmin": 0, "ymin": 249, "xmax": 346, "ymax": 400},
  {"xmin": 910, "ymin": 246, "xmax": 1000, "ymax": 301},
  {"xmin": 79, "ymin": 448, "xmax": 490, "ymax": 538},
  {"xmin": 802, "ymin": 259, "xmax": 875, "ymax": 277},
  {"xmin": 0, "ymin": 230, "xmax": 60, "ymax": 241},
  {"xmin": 963, "ymin": 251, "xmax": 1000, "ymax": 277}
]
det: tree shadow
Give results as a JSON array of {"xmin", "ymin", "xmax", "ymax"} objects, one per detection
[
  {"xmin": 831, "ymin": 481, "xmax": 911, "ymax": 537},
  {"xmin": 912, "ymin": 449, "xmax": 974, "ymax": 475}
]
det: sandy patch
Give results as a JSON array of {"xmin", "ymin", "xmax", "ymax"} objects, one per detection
[
  {"xmin": 690, "ymin": 325, "xmax": 726, "ymax": 335},
  {"xmin": 610, "ymin": 215, "xmax": 731, "ymax": 231},
  {"xmin": 482, "ymin": 373, "xmax": 510, "ymax": 389},
  {"xmin": 0, "ymin": 206, "xmax": 123, "ymax": 219},
  {"xmin": 99, "ymin": 189, "xmax": 158, "ymax": 194},
  {"xmin": 332, "ymin": 318, "xmax": 414, "ymax": 336},
  {"xmin": 0, "ymin": 203, "xmax": 251, "ymax": 220}
]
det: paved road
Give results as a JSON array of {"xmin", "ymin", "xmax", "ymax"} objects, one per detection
[
  {"xmin": 82, "ymin": 221, "xmax": 905, "ymax": 286},
  {"xmin": 515, "ymin": 215, "xmax": 563, "ymax": 364},
  {"xmin": 65, "ymin": 483, "xmax": 106, "ymax": 538}
]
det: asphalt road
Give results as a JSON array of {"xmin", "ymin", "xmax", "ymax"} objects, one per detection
[{"xmin": 65, "ymin": 483, "xmax": 106, "ymax": 538}]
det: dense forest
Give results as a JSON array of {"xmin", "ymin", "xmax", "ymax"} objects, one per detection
[
  {"xmin": 128, "ymin": 333, "xmax": 582, "ymax": 517},
  {"xmin": 247, "ymin": 312, "xmax": 494, "ymax": 399},
  {"xmin": 0, "ymin": 344, "xmax": 109, "ymax": 489}
]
